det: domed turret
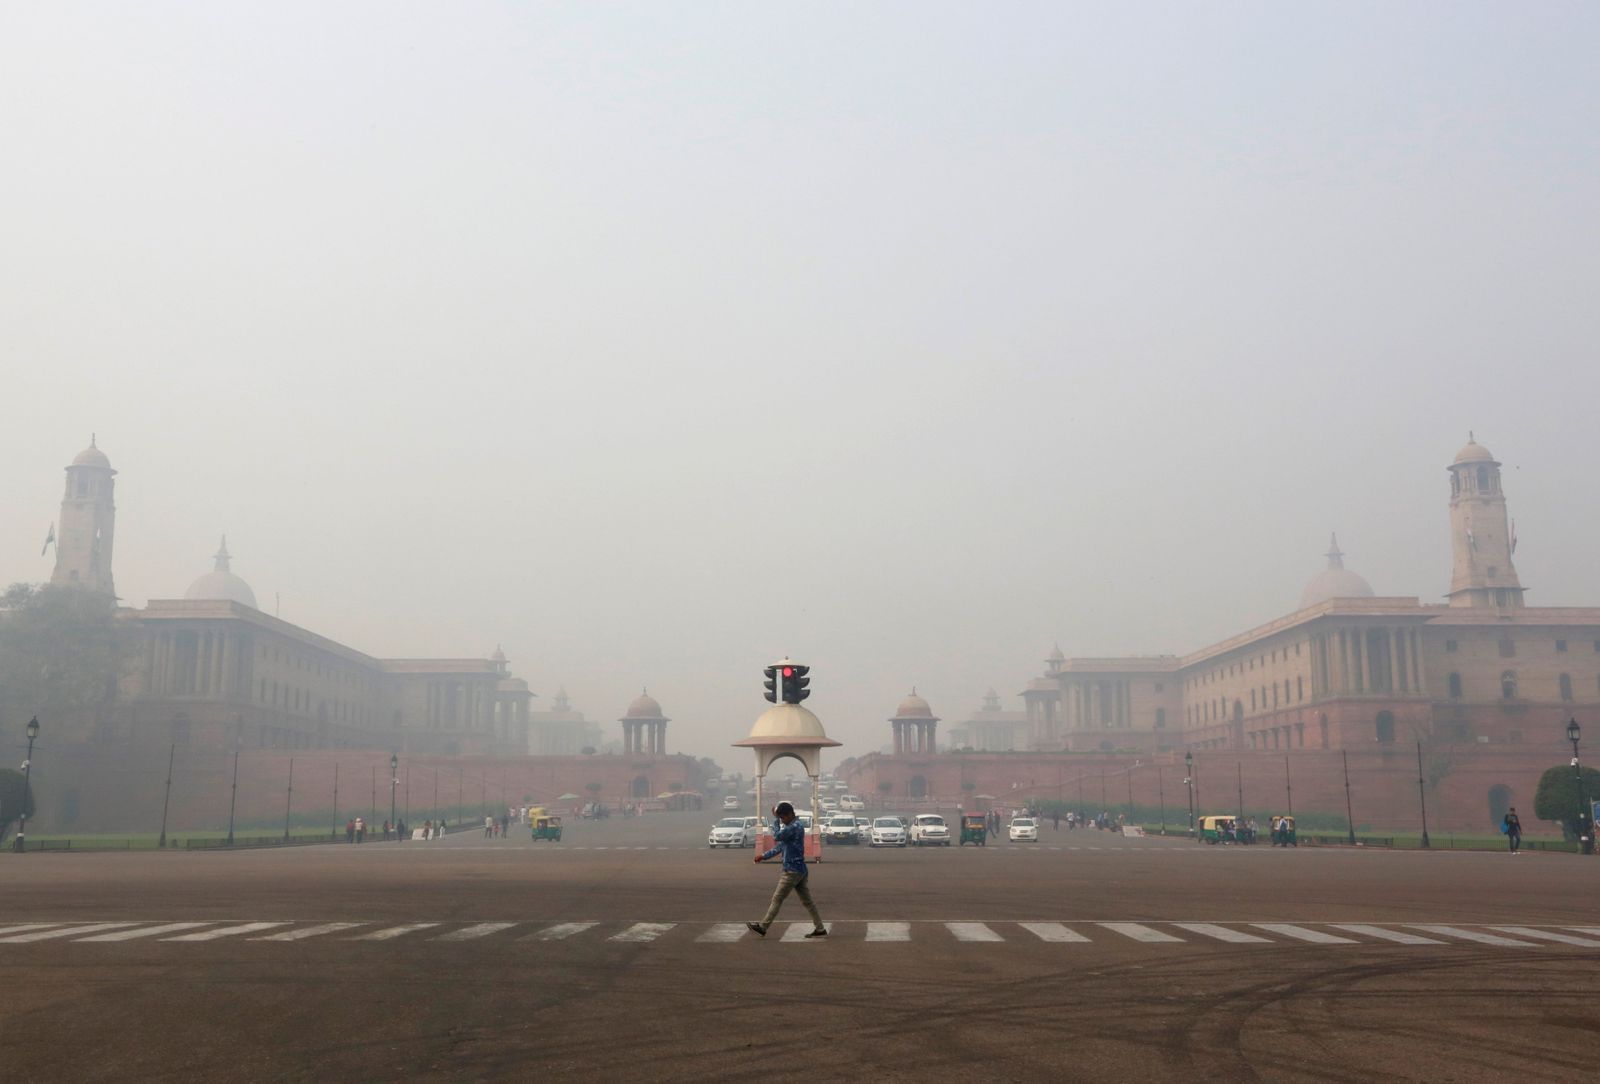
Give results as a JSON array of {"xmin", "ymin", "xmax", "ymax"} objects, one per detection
[
  {"xmin": 1299, "ymin": 533, "xmax": 1374, "ymax": 609},
  {"xmin": 1453, "ymin": 435, "xmax": 1495, "ymax": 464},
  {"xmin": 623, "ymin": 691, "xmax": 665, "ymax": 720},
  {"xmin": 890, "ymin": 688, "xmax": 940, "ymax": 754},
  {"xmin": 71, "ymin": 436, "xmax": 112, "ymax": 469},
  {"xmin": 894, "ymin": 690, "xmax": 934, "ymax": 719},
  {"xmin": 619, "ymin": 688, "xmax": 669, "ymax": 754},
  {"xmin": 184, "ymin": 536, "xmax": 259, "ymax": 609}
]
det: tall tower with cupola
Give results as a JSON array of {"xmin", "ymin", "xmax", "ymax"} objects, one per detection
[
  {"xmin": 1447, "ymin": 434, "xmax": 1523, "ymax": 609},
  {"xmin": 51, "ymin": 436, "xmax": 118, "ymax": 597}
]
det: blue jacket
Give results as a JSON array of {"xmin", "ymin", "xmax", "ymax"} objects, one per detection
[{"xmin": 761, "ymin": 819, "xmax": 807, "ymax": 874}]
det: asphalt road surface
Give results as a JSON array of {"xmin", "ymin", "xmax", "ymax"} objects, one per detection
[{"xmin": 1, "ymin": 812, "xmax": 1596, "ymax": 1082}]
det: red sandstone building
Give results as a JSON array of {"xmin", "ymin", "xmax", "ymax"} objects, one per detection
[{"xmin": 847, "ymin": 438, "xmax": 1599, "ymax": 830}]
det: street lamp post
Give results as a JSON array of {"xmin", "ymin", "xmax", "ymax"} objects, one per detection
[
  {"xmin": 1284, "ymin": 755, "xmax": 1293, "ymax": 818},
  {"xmin": 390, "ymin": 753, "xmax": 398, "ymax": 841},
  {"xmin": 332, "ymin": 763, "xmax": 339, "ymax": 841},
  {"xmin": 1568, "ymin": 719, "xmax": 1592, "ymax": 856},
  {"xmin": 1236, "ymin": 760, "xmax": 1245, "ymax": 821},
  {"xmin": 158, "ymin": 740, "xmax": 176, "ymax": 849},
  {"xmin": 1184, "ymin": 751, "xmax": 1195, "ymax": 839},
  {"xmin": 1342, "ymin": 749, "xmax": 1356, "ymax": 845},
  {"xmin": 1125, "ymin": 766, "xmax": 1135, "ymax": 824},
  {"xmin": 1416, "ymin": 740, "xmax": 1431, "ymax": 849},
  {"xmin": 226, "ymin": 735, "xmax": 241, "ymax": 846},
  {"xmin": 13, "ymin": 716, "xmax": 39, "ymax": 853},
  {"xmin": 1157, "ymin": 765, "xmax": 1166, "ymax": 836},
  {"xmin": 283, "ymin": 756, "xmax": 296, "ymax": 841}
]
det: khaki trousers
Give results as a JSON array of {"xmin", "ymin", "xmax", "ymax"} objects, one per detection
[{"xmin": 760, "ymin": 869, "xmax": 822, "ymax": 930}]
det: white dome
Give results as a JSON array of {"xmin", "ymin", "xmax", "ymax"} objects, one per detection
[
  {"xmin": 185, "ymin": 536, "xmax": 258, "ymax": 609},
  {"xmin": 185, "ymin": 570, "xmax": 259, "ymax": 609},
  {"xmin": 733, "ymin": 703, "xmax": 841, "ymax": 748},
  {"xmin": 1299, "ymin": 533, "xmax": 1374, "ymax": 609}
]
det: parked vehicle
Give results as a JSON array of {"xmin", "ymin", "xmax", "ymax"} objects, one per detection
[
  {"xmin": 1197, "ymin": 814, "xmax": 1240, "ymax": 844},
  {"xmin": 823, "ymin": 814, "xmax": 863, "ymax": 844},
  {"xmin": 1008, "ymin": 817, "xmax": 1039, "ymax": 842},
  {"xmin": 708, "ymin": 816, "xmax": 759, "ymax": 848},
  {"xmin": 1269, "ymin": 814, "xmax": 1297, "ymax": 846},
  {"xmin": 870, "ymin": 817, "xmax": 908, "ymax": 847},
  {"xmin": 532, "ymin": 815, "xmax": 563, "ymax": 842},
  {"xmin": 911, "ymin": 814, "xmax": 951, "ymax": 846},
  {"xmin": 959, "ymin": 813, "xmax": 988, "ymax": 846}
]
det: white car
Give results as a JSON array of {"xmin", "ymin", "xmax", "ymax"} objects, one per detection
[
  {"xmin": 869, "ymin": 817, "xmax": 908, "ymax": 847},
  {"xmin": 708, "ymin": 816, "xmax": 758, "ymax": 848},
  {"xmin": 911, "ymin": 814, "xmax": 951, "ymax": 846},
  {"xmin": 721, "ymin": 796, "xmax": 740, "ymax": 811},
  {"xmin": 839, "ymin": 794, "xmax": 866, "ymax": 812},
  {"xmin": 823, "ymin": 814, "xmax": 863, "ymax": 844},
  {"xmin": 1008, "ymin": 817, "xmax": 1039, "ymax": 842}
]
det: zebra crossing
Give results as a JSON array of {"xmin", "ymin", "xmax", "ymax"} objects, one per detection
[{"xmin": 2, "ymin": 919, "xmax": 1598, "ymax": 950}]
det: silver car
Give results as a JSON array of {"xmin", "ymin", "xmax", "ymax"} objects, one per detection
[{"xmin": 708, "ymin": 816, "xmax": 758, "ymax": 848}]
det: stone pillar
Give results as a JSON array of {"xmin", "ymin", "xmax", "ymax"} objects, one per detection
[
  {"xmin": 1389, "ymin": 629, "xmax": 1403, "ymax": 693},
  {"xmin": 1412, "ymin": 629, "xmax": 1426, "ymax": 694},
  {"xmin": 928, "ymin": 721, "xmax": 937, "ymax": 752},
  {"xmin": 892, "ymin": 722, "xmax": 902, "ymax": 755}
]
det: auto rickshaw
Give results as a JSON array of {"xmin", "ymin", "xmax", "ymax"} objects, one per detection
[
  {"xmin": 959, "ymin": 812, "xmax": 988, "ymax": 846},
  {"xmin": 1197, "ymin": 814, "xmax": 1239, "ymax": 844},
  {"xmin": 1268, "ymin": 814, "xmax": 1297, "ymax": 847},
  {"xmin": 532, "ymin": 814, "xmax": 563, "ymax": 842}
]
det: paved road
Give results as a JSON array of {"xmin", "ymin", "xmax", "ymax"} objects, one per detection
[{"xmin": 1, "ymin": 813, "xmax": 1595, "ymax": 1082}]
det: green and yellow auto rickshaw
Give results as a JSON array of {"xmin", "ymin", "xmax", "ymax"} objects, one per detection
[
  {"xmin": 1269, "ymin": 814, "xmax": 1297, "ymax": 847},
  {"xmin": 1197, "ymin": 814, "xmax": 1239, "ymax": 844},
  {"xmin": 532, "ymin": 814, "xmax": 563, "ymax": 842},
  {"xmin": 959, "ymin": 812, "xmax": 988, "ymax": 846}
]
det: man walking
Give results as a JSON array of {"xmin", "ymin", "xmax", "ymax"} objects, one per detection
[
  {"xmin": 1504, "ymin": 806, "xmax": 1522, "ymax": 853},
  {"xmin": 747, "ymin": 802, "xmax": 826, "ymax": 939}
]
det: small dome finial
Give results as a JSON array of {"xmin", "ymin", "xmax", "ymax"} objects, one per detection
[
  {"xmin": 214, "ymin": 535, "xmax": 232, "ymax": 572},
  {"xmin": 1326, "ymin": 532, "xmax": 1344, "ymax": 567}
]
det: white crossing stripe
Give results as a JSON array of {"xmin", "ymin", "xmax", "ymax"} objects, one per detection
[
  {"xmin": 1568, "ymin": 927, "xmax": 1600, "ymax": 938},
  {"xmin": 696, "ymin": 923, "xmax": 749, "ymax": 943},
  {"xmin": 433, "ymin": 922, "xmax": 517, "ymax": 941},
  {"xmin": 79, "ymin": 922, "xmax": 215, "ymax": 942},
  {"xmin": 1330, "ymin": 924, "xmax": 1442, "ymax": 945},
  {"xmin": 255, "ymin": 923, "xmax": 365, "ymax": 941},
  {"xmin": 0, "ymin": 922, "xmax": 140, "ymax": 943},
  {"xmin": 163, "ymin": 922, "xmax": 288, "ymax": 941},
  {"xmin": 1174, "ymin": 923, "xmax": 1270, "ymax": 944},
  {"xmin": 1099, "ymin": 922, "xmax": 1184, "ymax": 943},
  {"xmin": 1251, "ymin": 924, "xmax": 1356, "ymax": 945},
  {"xmin": 1407, "ymin": 925, "xmax": 1538, "ymax": 947},
  {"xmin": 610, "ymin": 923, "xmax": 675, "ymax": 942},
  {"xmin": 352, "ymin": 923, "xmax": 440, "ymax": 941},
  {"xmin": 946, "ymin": 922, "xmax": 1004, "ymax": 943},
  {"xmin": 865, "ymin": 922, "xmax": 911, "ymax": 942},
  {"xmin": 1490, "ymin": 926, "xmax": 1600, "ymax": 947},
  {"xmin": 0, "ymin": 924, "xmax": 64, "ymax": 938},
  {"xmin": 523, "ymin": 922, "xmax": 597, "ymax": 941},
  {"xmin": 1019, "ymin": 922, "xmax": 1090, "ymax": 943},
  {"xmin": 781, "ymin": 922, "xmax": 833, "ymax": 941}
]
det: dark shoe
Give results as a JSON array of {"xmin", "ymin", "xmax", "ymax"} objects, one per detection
[
  {"xmin": 804, "ymin": 928, "xmax": 828, "ymax": 938},
  {"xmin": 746, "ymin": 922, "xmax": 766, "ymax": 937}
]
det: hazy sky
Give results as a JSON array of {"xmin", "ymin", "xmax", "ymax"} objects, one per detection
[{"xmin": 4, "ymin": 3, "xmax": 1598, "ymax": 766}]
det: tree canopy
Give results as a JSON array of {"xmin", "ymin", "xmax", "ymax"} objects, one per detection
[
  {"xmin": 1532, "ymin": 763, "xmax": 1600, "ymax": 838},
  {"xmin": 0, "ymin": 582, "xmax": 137, "ymax": 745}
]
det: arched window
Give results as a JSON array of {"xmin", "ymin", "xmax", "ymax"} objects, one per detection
[
  {"xmin": 1559, "ymin": 673, "xmax": 1573, "ymax": 701},
  {"xmin": 1477, "ymin": 466, "xmax": 1489, "ymax": 490},
  {"xmin": 1154, "ymin": 708, "xmax": 1166, "ymax": 729},
  {"xmin": 631, "ymin": 775, "xmax": 651, "ymax": 798},
  {"xmin": 908, "ymin": 774, "xmax": 927, "ymax": 799},
  {"xmin": 1487, "ymin": 784, "xmax": 1513, "ymax": 829},
  {"xmin": 1448, "ymin": 673, "xmax": 1462, "ymax": 700},
  {"xmin": 1375, "ymin": 711, "xmax": 1395, "ymax": 744},
  {"xmin": 1500, "ymin": 671, "xmax": 1517, "ymax": 700}
]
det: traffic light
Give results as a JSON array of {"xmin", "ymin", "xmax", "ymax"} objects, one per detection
[
  {"xmin": 763, "ymin": 666, "xmax": 780, "ymax": 703},
  {"xmin": 783, "ymin": 664, "xmax": 810, "ymax": 704}
]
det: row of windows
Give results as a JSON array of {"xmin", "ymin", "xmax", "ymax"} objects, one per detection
[
  {"xmin": 259, "ymin": 644, "xmax": 378, "ymax": 692},
  {"xmin": 256, "ymin": 678, "xmax": 372, "ymax": 723},
  {"xmin": 1187, "ymin": 641, "xmax": 1306, "ymax": 690},
  {"xmin": 1187, "ymin": 675, "xmax": 1309, "ymax": 726},
  {"xmin": 1446, "ymin": 671, "xmax": 1598, "ymax": 702},
  {"xmin": 1444, "ymin": 638, "xmax": 1600, "ymax": 655}
]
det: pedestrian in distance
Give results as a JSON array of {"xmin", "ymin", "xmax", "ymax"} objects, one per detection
[
  {"xmin": 1052, "ymin": 811, "xmax": 1061, "ymax": 831},
  {"xmin": 1503, "ymin": 807, "xmax": 1522, "ymax": 853},
  {"xmin": 354, "ymin": 816, "xmax": 365, "ymax": 844},
  {"xmin": 345, "ymin": 818, "xmax": 355, "ymax": 844},
  {"xmin": 746, "ymin": 801, "xmax": 826, "ymax": 939}
]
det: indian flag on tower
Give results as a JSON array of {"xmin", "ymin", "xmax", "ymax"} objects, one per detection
[{"xmin": 40, "ymin": 523, "xmax": 54, "ymax": 556}]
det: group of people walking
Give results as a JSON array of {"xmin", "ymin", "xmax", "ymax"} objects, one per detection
[{"xmin": 342, "ymin": 816, "xmax": 449, "ymax": 842}]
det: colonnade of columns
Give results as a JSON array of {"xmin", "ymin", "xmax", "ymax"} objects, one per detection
[
  {"xmin": 148, "ymin": 628, "xmax": 249, "ymax": 699},
  {"xmin": 892, "ymin": 719, "xmax": 937, "ymax": 754},
  {"xmin": 623, "ymin": 720, "xmax": 667, "ymax": 755},
  {"xmin": 1310, "ymin": 625, "xmax": 1426, "ymax": 698}
]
